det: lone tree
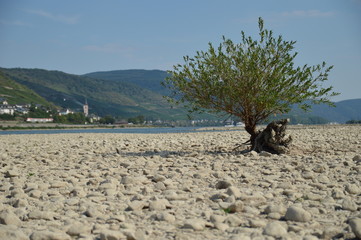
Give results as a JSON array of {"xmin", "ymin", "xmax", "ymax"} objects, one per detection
[{"xmin": 163, "ymin": 17, "xmax": 339, "ymax": 153}]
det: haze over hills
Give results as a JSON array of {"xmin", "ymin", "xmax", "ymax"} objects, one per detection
[{"xmin": 0, "ymin": 67, "xmax": 360, "ymax": 123}]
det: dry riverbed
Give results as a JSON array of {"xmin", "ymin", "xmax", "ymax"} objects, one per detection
[{"xmin": 0, "ymin": 125, "xmax": 360, "ymax": 240}]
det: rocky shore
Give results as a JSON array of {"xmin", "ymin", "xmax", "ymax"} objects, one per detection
[{"xmin": 0, "ymin": 125, "xmax": 360, "ymax": 240}]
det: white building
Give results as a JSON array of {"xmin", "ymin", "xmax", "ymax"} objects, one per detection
[
  {"xmin": 83, "ymin": 99, "xmax": 89, "ymax": 117},
  {"xmin": 59, "ymin": 109, "xmax": 74, "ymax": 115},
  {"xmin": 0, "ymin": 104, "xmax": 15, "ymax": 115},
  {"xmin": 26, "ymin": 118, "xmax": 53, "ymax": 123}
]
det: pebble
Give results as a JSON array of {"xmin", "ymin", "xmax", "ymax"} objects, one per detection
[
  {"xmin": 0, "ymin": 225, "xmax": 28, "ymax": 240},
  {"xmin": 214, "ymin": 222, "xmax": 229, "ymax": 231},
  {"xmin": 183, "ymin": 219, "xmax": 206, "ymax": 231},
  {"xmin": 0, "ymin": 209, "xmax": 22, "ymax": 226},
  {"xmin": 28, "ymin": 210, "xmax": 54, "ymax": 220},
  {"xmin": 226, "ymin": 186, "xmax": 242, "ymax": 198},
  {"xmin": 353, "ymin": 155, "xmax": 361, "ymax": 163},
  {"xmin": 342, "ymin": 198, "xmax": 358, "ymax": 211},
  {"xmin": 345, "ymin": 183, "xmax": 360, "ymax": 195},
  {"xmin": 84, "ymin": 208, "xmax": 102, "ymax": 218},
  {"xmin": 349, "ymin": 218, "xmax": 361, "ymax": 239},
  {"xmin": 264, "ymin": 204, "xmax": 287, "ymax": 215},
  {"xmin": 285, "ymin": 206, "xmax": 311, "ymax": 222},
  {"xmin": 66, "ymin": 222, "xmax": 92, "ymax": 236},
  {"xmin": 249, "ymin": 219, "xmax": 267, "ymax": 228},
  {"xmin": 149, "ymin": 198, "xmax": 169, "ymax": 211},
  {"xmin": 5, "ymin": 169, "xmax": 20, "ymax": 178},
  {"xmin": 210, "ymin": 214, "xmax": 226, "ymax": 224},
  {"xmin": 99, "ymin": 229, "xmax": 126, "ymax": 240},
  {"xmin": 28, "ymin": 190, "xmax": 42, "ymax": 199},
  {"xmin": 154, "ymin": 212, "xmax": 175, "ymax": 222},
  {"xmin": 227, "ymin": 201, "xmax": 244, "ymax": 213},
  {"xmin": 126, "ymin": 200, "xmax": 147, "ymax": 211},
  {"xmin": 30, "ymin": 230, "xmax": 72, "ymax": 240},
  {"xmin": 215, "ymin": 180, "xmax": 232, "ymax": 189},
  {"xmin": 263, "ymin": 221, "xmax": 288, "ymax": 237},
  {"xmin": 0, "ymin": 126, "xmax": 359, "ymax": 240}
]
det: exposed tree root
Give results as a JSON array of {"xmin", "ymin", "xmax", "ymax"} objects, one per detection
[{"xmin": 253, "ymin": 119, "xmax": 292, "ymax": 154}]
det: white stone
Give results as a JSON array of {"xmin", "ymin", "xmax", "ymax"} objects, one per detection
[
  {"xmin": 264, "ymin": 204, "xmax": 287, "ymax": 214},
  {"xmin": 66, "ymin": 222, "xmax": 91, "ymax": 236},
  {"xmin": 182, "ymin": 219, "xmax": 206, "ymax": 231},
  {"xmin": 349, "ymin": 218, "xmax": 361, "ymax": 239},
  {"xmin": 28, "ymin": 210, "xmax": 54, "ymax": 220},
  {"xmin": 263, "ymin": 221, "xmax": 287, "ymax": 237},
  {"xmin": 285, "ymin": 206, "xmax": 311, "ymax": 222},
  {"xmin": 0, "ymin": 225, "xmax": 28, "ymax": 240},
  {"xmin": 342, "ymin": 198, "xmax": 358, "ymax": 211},
  {"xmin": 226, "ymin": 186, "xmax": 242, "ymax": 198},
  {"xmin": 0, "ymin": 209, "xmax": 22, "ymax": 226},
  {"xmin": 210, "ymin": 214, "xmax": 226, "ymax": 223},
  {"xmin": 345, "ymin": 183, "xmax": 360, "ymax": 195},
  {"xmin": 99, "ymin": 229, "xmax": 126, "ymax": 240},
  {"xmin": 149, "ymin": 199, "xmax": 169, "ymax": 211},
  {"xmin": 30, "ymin": 230, "xmax": 71, "ymax": 240},
  {"xmin": 249, "ymin": 219, "xmax": 267, "ymax": 228}
]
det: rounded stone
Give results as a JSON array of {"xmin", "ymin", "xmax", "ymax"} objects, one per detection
[
  {"xmin": 349, "ymin": 218, "xmax": 361, "ymax": 239},
  {"xmin": 263, "ymin": 221, "xmax": 287, "ymax": 237},
  {"xmin": 285, "ymin": 206, "xmax": 311, "ymax": 222}
]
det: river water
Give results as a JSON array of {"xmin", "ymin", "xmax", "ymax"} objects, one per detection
[{"xmin": 0, "ymin": 127, "xmax": 205, "ymax": 135}]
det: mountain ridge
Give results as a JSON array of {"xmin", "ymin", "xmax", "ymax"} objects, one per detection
[
  {"xmin": 0, "ymin": 67, "xmax": 187, "ymax": 119},
  {"xmin": 1, "ymin": 67, "xmax": 360, "ymax": 123}
]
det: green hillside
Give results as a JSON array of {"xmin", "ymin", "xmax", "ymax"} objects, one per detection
[
  {"xmin": 84, "ymin": 69, "xmax": 361, "ymax": 123},
  {"xmin": 0, "ymin": 70, "xmax": 52, "ymax": 106},
  {"xmin": 0, "ymin": 68, "xmax": 187, "ymax": 119},
  {"xmin": 84, "ymin": 69, "xmax": 170, "ymax": 96},
  {"xmin": 2, "ymin": 67, "xmax": 359, "ymax": 123}
]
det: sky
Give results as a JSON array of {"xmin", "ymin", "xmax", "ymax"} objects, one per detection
[{"xmin": 0, "ymin": 0, "xmax": 360, "ymax": 101}]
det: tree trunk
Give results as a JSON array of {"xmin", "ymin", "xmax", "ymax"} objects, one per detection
[
  {"xmin": 244, "ymin": 124, "xmax": 259, "ymax": 149},
  {"xmin": 252, "ymin": 119, "xmax": 292, "ymax": 154}
]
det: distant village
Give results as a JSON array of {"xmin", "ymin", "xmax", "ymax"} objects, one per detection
[
  {"xmin": 0, "ymin": 97, "xmax": 98, "ymax": 123},
  {"xmin": 0, "ymin": 97, "xmax": 227, "ymax": 126}
]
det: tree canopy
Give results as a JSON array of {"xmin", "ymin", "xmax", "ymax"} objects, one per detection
[{"xmin": 163, "ymin": 17, "xmax": 339, "ymax": 147}]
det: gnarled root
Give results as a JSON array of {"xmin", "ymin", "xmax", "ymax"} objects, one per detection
[{"xmin": 253, "ymin": 119, "xmax": 292, "ymax": 154}]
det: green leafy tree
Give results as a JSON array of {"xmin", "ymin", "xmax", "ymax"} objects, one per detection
[
  {"xmin": 163, "ymin": 17, "xmax": 339, "ymax": 149},
  {"xmin": 128, "ymin": 115, "xmax": 145, "ymax": 124},
  {"xmin": 67, "ymin": 113, "xmax": 87, "ymax": 124},
  {"xmin": 27, "ymin": 104, "xmax": 51, "ymax": 118},
  {"xmin": 0, "ymin": 113, "xmax": 15, "ymax": 121},
  {"xmin": 100, "ymin": 115, "xmax": 115, "ymax": 124}
]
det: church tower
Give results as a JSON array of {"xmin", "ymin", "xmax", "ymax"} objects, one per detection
[{"xmin": 83, "ymin": 99, "xmax": 89, "ymax": 117}]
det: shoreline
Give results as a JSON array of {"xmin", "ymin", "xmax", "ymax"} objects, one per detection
[{"xmin": 0, "ymin": 123, "xmax": 156, "ymax": 131}]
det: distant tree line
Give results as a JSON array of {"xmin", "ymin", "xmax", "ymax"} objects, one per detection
[
  {"xmin": 0, "ymin": 114, "xmax": 15, "ymax": 121},
  {"xmin": 346, "ymin": 120, "xmax": 361, "ymax": 124},
  {"xmin": 53, "ymin": 113, "xmax": 88, "ymax": 124},
  {"xmin": 99, "ymin": 115, "xmax": 115, "ymax": 124},
  {"xmin": 128, "ymin": 115, "xmax": 145, "ymax": 124}
]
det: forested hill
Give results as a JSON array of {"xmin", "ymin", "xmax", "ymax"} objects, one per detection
[
  {"xmin": 0, "ymin": 71, "xmax": 52, "ymax": 106},
  {"xmin": 0, "ymin": 68, "xmax": 187, "ymax": 119},
  {"xmin": 1, "ymin": 67, "xmax": 360, "ymax": 123},
  {"xmin": 84, "ymin": 69, "xmax": 169, "ymax": 96},
  {"xmin": 84, "ymin": 69, "xmax": 361, "ymax": 123}
]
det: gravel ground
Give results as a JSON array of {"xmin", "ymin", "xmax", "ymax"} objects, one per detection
[{"xmin": 0, "ymin": 125, "xmax": 360, "ymax": 240}]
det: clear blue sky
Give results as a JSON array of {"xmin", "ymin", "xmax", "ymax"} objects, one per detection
[{"xmin": 1, "ymin": 0, "xmax": 360, "ymax": 101}]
